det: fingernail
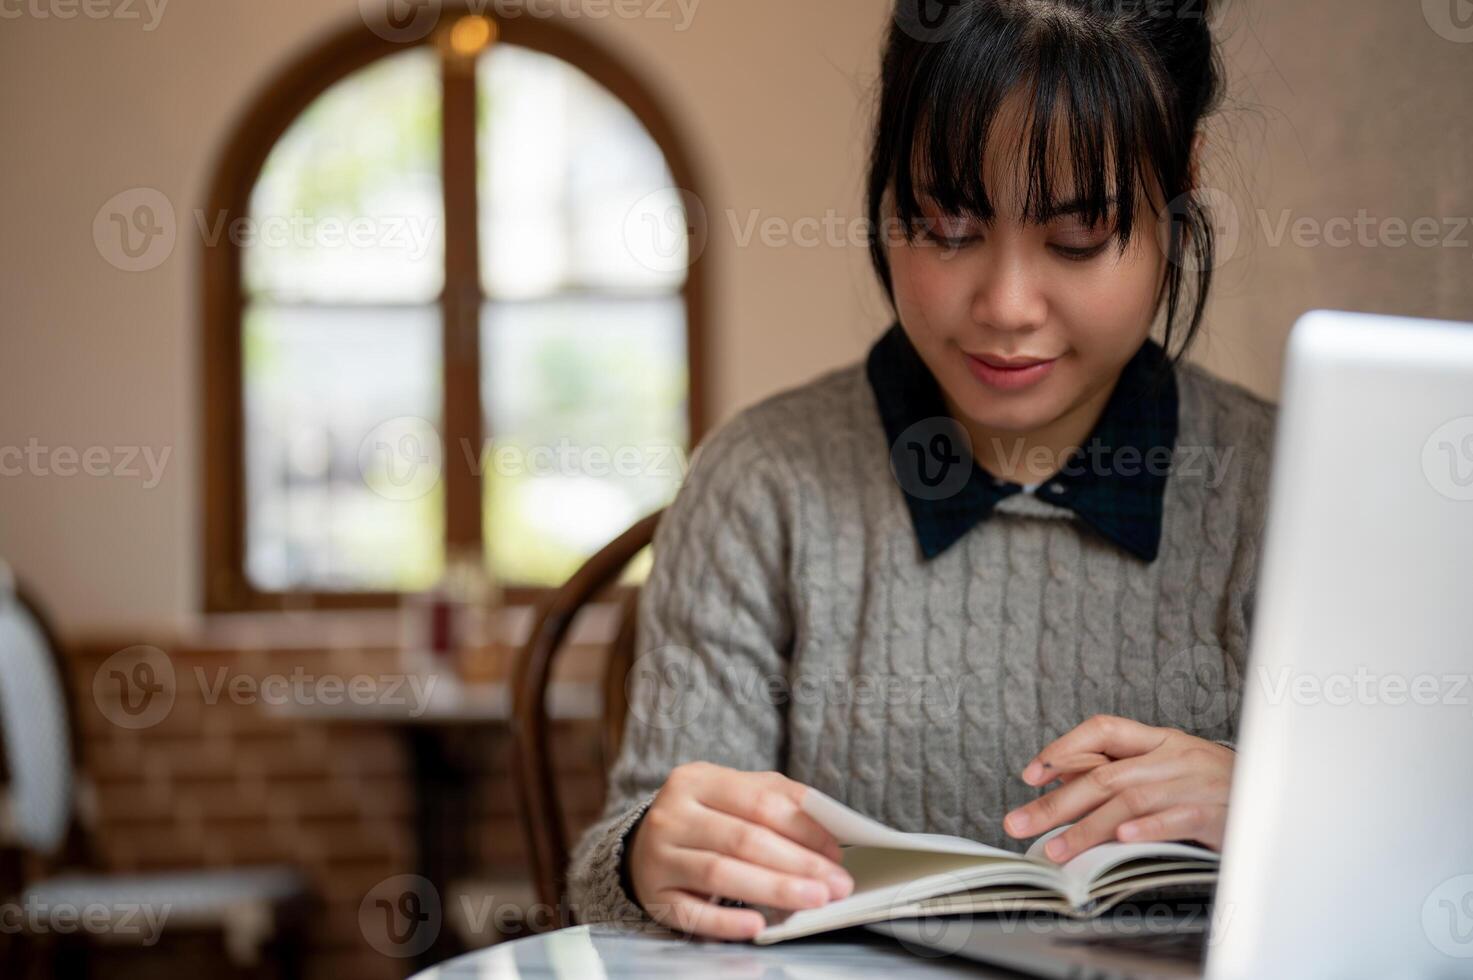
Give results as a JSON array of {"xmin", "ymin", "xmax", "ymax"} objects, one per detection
[
  {"xmin": 1118, "ymin": 823, "xmax": 1140, "ymax": 840},
  {"xmin": 1022, "ymin": 762, "xmax": 1043, "ymax": 784},
  {"xmin": 827, "ymin": 871, "xmax": 854, "ymax": 900},
  {"xmin": 1045, "ymin": 838, "xmax": 1067, "ymax": 861},
  {"xmin": 791, "ymin": 880, "xmax": 826, "ymax": 906},
  {"xmin": 1005, "ymin": 810, "xmax": 1030, "ymax": 835}
]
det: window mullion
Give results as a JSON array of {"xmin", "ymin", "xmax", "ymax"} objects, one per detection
[{"xmin": 439, "ymin": 43, "xmax": 485, "ymax": 564}]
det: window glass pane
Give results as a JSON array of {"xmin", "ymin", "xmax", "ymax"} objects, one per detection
[
  {"xmin": 245, "ymin": 48, "xmax": 444, "ymax": 304},
  {"xmin": 478, "ymin": 44, "xmax": 686, "ymax": 299},
  {"xmin": 480, "ymin": 297, "xmax": 687, "ymax": 585},
  {"xmin": 244, "ymin": 304, "xmax": 444, "ymax": 591}
]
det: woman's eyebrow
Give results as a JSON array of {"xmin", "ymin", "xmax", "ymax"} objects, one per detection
[{"xmin": 1037, "ymin": 195, "xmax": 1118, "ymax": 221}]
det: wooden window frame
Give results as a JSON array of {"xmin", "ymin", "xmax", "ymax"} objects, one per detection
[{"xmin": 201, "ymin": 7, "xmax": 708, "ymax": 612}]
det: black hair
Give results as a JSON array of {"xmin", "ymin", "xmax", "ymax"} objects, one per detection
[{"xmin": 866, "ymin": 0, "xmax": 1228, "ymax": 364}]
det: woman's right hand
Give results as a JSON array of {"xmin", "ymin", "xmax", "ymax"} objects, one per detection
[{"xmin": 626, "ymin": 761, "xmax": 855, "ymax": 939}]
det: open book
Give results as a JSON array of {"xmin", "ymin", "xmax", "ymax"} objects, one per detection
[{"xmin": 753, "ymin": 789, "xmax": 1219, "ymax": 944}]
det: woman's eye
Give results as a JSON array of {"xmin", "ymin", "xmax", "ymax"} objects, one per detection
[
  {"xmin": 1050, "ymin": 237, "xmax": 1114, "ymax": 262},
  {"xmin": 926, "ymin": 231, "xmax": 980, "ymax": 250},
  {"xmin": 919, "ymin": 223, "xmax": 982, "ymax": 250},
  {"xmin": 913, "ymin": 213, "xmax": 983, "ymax": 251}
]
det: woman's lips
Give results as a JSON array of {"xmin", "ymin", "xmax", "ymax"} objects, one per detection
[{"xmin": 963, "ymin": 351, "xmax": 1060, "ymax": 391}]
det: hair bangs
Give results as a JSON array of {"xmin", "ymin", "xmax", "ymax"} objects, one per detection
[{"xmin": 886, "ymin": 17, "xmax": 1176, "ymax": 263}]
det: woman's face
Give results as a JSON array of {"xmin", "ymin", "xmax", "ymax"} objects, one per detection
[{"xmin": 884, "ymin": 108, "xmax": 1169, "ymax": 441}]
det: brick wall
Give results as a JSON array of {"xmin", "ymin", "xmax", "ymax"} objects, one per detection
[{"xmin": 55, "ymin": 615, "xmax": 613, "ymax": 980}]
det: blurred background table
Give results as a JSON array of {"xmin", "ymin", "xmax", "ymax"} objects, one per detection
[{"xmin": 259, "ymin": 612, "xmax": 608, "ymax": 971}]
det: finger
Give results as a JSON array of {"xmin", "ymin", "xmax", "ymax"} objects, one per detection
[
  {"xmin": 681, "ymin": 808, "xmax": 853, "ymax": 898},
  {"xmin": 1056, "ymin": 768, "xmax": 1098, "ymax": 785},
  {"xmin": 1118, "ymin": 804, "xmax": 1230, "ymax": 851},
  {"xmin": 1040, "ymin": 776, "xmax": 1216, "ymax": 862},
  {"xmin": 664, "ymin": 846, "xmax": 837, "ymax": 912},
  {"xmin": 1022, "ymin": 716, "xmax": 1168, "ymax": 785},
  {"xmin": 1005, "ymin": 754, "xmax": 1187, "ymax": 839},
  {"xmin": 1036, "ymin": 752, "xmax": 1112, "ymax": 781},
  {"xmin": 646, "ymin": 887, "xmax": 766, "ymax": 940},
  {"xmin": 696, "ymin": 776, "xmax": 843, "ymax": 863}
]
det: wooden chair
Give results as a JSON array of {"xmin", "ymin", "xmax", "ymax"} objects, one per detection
[{"xmin": 510, "ymin": 509, "xmax": 663, "ymax": 925}]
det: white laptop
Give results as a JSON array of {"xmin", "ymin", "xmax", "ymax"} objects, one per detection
[{"xmin": 872, "ymin": 309, "xmax": 1473, "ymax": 978}]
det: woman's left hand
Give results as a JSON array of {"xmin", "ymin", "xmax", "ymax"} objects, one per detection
[{"xmin": 1001, "ymin": 715, "xmax": 1235, "ymax": 863}]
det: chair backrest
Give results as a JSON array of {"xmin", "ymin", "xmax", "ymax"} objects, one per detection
[
  {"xmin": 510, "ymin": 509, "xmax": 663, "ymax": 922},
  {"xmin": 0, "ymin": 563, "xmax": 76, "ymax": 856}
]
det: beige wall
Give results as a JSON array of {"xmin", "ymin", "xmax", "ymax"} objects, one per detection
[{"xmin": 2, "ymin": 0, "xmax": 1470, "ymax": 638}]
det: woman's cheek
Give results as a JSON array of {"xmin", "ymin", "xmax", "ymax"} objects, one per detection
[
  {"xmin": 892, "ymin": 248, "xmax": 968, "ymax": 337},
  {"xmin": 1058, "ymin": 265, "xmax": 1157, "ymax": 363}
]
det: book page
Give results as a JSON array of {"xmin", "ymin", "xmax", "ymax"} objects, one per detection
[
  {"xmin": 802, "ymin": 788, "xmax": 1034, "ymax": 860},
  {"xmin": 1024, "ymin": 825, "xmax": 1219, "ymax": 901},
  {"xmin": 790, "ymin": 789, "xmax": 1217, "ymax": 921},
  {"xmin": 754, "ymin": 848, "xmax": 1063, "ymax": 944}
]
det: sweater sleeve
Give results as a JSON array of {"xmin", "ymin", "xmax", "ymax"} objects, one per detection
[{"xmin": 567, "ymin": 411, "xmax": 797, "ymax": 924}]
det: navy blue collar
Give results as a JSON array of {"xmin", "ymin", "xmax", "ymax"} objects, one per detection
[{"xmin": 866, "ymin": 323, "xmax": 1179, "ymax": 562}]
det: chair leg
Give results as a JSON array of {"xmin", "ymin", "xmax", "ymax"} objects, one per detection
[
  {"xmin": 262, "ymin": 893, "xmax": 314, "ymax": 980},
  {"xmin": 46, "ymin": 934, "xmax": 90, "ymax": 980}
]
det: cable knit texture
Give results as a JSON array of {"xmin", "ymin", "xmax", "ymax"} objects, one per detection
[{"xmin": 567, "ymin": 352, "xmax": 1277, "ymax": 924}]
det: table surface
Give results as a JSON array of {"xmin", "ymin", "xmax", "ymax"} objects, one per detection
[{"xmin": 410, "ymin": 922, "xmax": 1020, "ymax": 978}]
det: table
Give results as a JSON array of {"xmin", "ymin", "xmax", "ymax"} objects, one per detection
[
  {"xmin": 263, "ymin": 656, "xmax": 604, "ymax": 970},
  {"xmin": 410, "ymin": 922, "xmax": 1022, "ymax": 978}
]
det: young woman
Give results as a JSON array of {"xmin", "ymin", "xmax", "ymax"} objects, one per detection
[{"xmin": 570, "ymin": 0, "xmax": 1276, "ymax": 939}]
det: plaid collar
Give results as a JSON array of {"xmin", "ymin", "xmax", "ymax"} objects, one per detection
[{"xmin": 866, "ymin": 322, "xmax": 1179, "ymax": 563}]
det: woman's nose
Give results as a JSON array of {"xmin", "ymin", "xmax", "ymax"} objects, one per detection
[{"xmin": 969, "ymin": 248, "xmax": 1047, "ymax": 335}]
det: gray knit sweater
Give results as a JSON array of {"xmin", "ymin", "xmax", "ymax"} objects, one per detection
[{"xmin": 568, "ymin": 351, "xmax": 1278, "ymax": 924}]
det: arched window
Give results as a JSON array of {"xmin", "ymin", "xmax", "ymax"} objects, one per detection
[{"xmin": 203, "ymin": 9, "xmax": 706, "ymax": 611}]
